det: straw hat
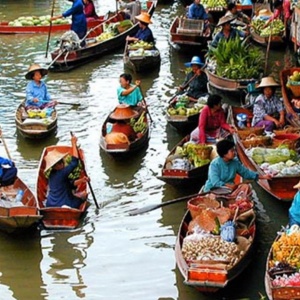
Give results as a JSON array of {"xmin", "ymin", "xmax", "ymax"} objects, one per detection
[
  {"xmin": 258, "ymin": 9, "xmax": 272, "ymax": 17},
  {"xmin": 44, "ymin": 149, "xmax": 68, "ymax": 173},
  {"xmin": 110, "ymin": 104, "xmax": 139, "ymax": 120},
  {"xmin": 184, "ymin": 56, "xmax": 204, "ymax": 67},
  {"xmin": 217, "ymin": 15, "xmax": 236, "ymax": 27},
  {"xmin": 257, "ymin": 76, "xmax": 280, "ymax": 88},
  {"xmin": 25, "ymin": 63, "xmax": 48, "ymax": 80},
  {"xmin": 294, "ymin": 181, "xmax": 300, "ymax": 189},
  {"xmin": 135, "ymin": 12, "xmax": 152, "ymax": 24}
]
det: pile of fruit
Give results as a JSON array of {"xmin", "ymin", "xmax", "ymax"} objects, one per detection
[
  {"xmin": 8, "ymin": 15, "xmax": 70, "ymax": 26},
  {"xmin": 128, "ymin": 41, "xmax": 154, "ymax": 50},
  {"xmin": 168, "ymin": 96, "xmax": 205, "ymax": 117},
  {"xmin": 96, "ymin": 23, "xmax": 120, "ymax": 42},
  {"xmin": 207, "ymin": 37, "xmax": 264, "ymax": 80},
  {"xmin": 251, "ymin": 19, "xmax": 284, "ymax": 37},
  {"xmin": 201, "ymin": 0, "xmax": 227, "ymax": 9},
  {"xmin": 287, "ymin": 70, "xmax": 300, "ymax": 86},
  {"xmin": 130, "ymin": 111, "xmax": 147, "ymax": 134}
]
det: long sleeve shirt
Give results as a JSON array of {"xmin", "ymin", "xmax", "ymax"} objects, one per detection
[
  {"xmin": 63, "ymin": 0, "xmax": 87, "ymax": 39},
  {"xmin": 187, "ymin": 3, "xmax": 208, "ymax": 20},
  {"xmin": 210, "ymin": 29, "xmax": 246, "ymax": 48},
  {"xmin": 117, "ymin": 84, "xmax": 143, "ymax": 106},
  {"xmin": 203, "ymin": 157, "xmax": 258, "ymax": 192},
  {"xmin": 84, "ymin": 2, "xmax": 98, "ymax": 19},
  {"xmin": 182, "ymin": 71, "xmax": 208, "ymax": 99},
  {"xmin": 198, "ymin": 105, "xmax": 231, "ymax": 144},
  {"xmin": 25, "ymin": 80, "xmax": 51, "ymax": 108},
  {"xmin": 134, "ymin": 27, "xmax": 154, "ymax": 43},
  {"xmin": 0, "ymin": 157, "xmax": 14, "ymax": 178},
  {"xmin": 289, "ymin": 191, "xmax": 300, "ymax": 225},
  {"xmin": 251, "ymin": 94, "xmax": 284, "ymax": 126}
]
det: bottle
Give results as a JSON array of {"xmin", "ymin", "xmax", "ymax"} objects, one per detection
[{"xmin": 15, "ymin": 190, "xmax": 24, "ymax": 202}]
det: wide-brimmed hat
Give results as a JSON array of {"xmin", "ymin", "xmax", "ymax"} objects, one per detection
[
  {"xmin": 110, "ymin": 104, "xmax": 139, "ymax": 120},
  {"xmin": 257, "ymin": 76, "xmax": 280, "ymax": 88},
  {"xmin": 44, "ymin": 149, "xmax": 68, "ymax": 173},
  {"xmin": 217, "ymin": 15, "xmax": 236, "ymax": 26},
  {"xmin": 258, "ymin": 9, "xmax": 272, "ymax": 17},
  {"xmin": 294, "ymin": 181, "xmax": 300, "ymax": 189},
  {"xmin": 135, "ymin": 12, "xmax": 152, "ymax": 24},
  {"xmin": 25, "ymin": 63, "xmax": 48, "ymax": 80},
  {"xmin": 184, "ymin": 56, "xmax": 204, "ymax": 67}
]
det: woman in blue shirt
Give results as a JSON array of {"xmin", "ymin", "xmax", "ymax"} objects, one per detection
[
  {"xmin": 289, "ymin": 181, "xmax": 300, "ymax": 226},
  {"xmin": 51, "ymin": 0, "xmax": 87, "ymax": 46},
  {"xmin": 25, "ymin": 64, "xmax": 56, "ymax": 109},
  {"xmin": 45, "ymin": 135, "xmax": 89, "ymax": 209},
  {"xmin": 204, "ymin": 140, "xmax": 271, "ymax": 192},
  {"xmin": 0, "ymin": 156, "xmax": 17, "ymax": 187},
  {"xmin": 187, "ymin": 0, "xmax": 209, "ymax": 20},
  {"xmin": 117, "ymin": 73, "xmax": 144, "ymax": 107},
  {"xmin": 126, "ymin": 12, "xmax": 154, "ymax": 43}
]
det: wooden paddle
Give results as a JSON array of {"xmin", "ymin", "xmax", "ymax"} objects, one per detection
[
  {"xmin": 70, "ymin": 132, "xmax": 99, "ymax": 209},
  {"xmin": 0, "ymin": 130, "xmax": 12, "ymax": 161},
  {"xmin": 139, "ymin": 84, "xmax": 154, "ymax": 123},
  {"xmin": 129, "ymin": 187, "xmax": 231, "ymax": 216},
  {"xmin": 45, "ymin": 0, "xmax": 56, "ymax": 58}
]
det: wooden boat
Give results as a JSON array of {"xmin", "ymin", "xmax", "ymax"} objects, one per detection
[
  {"xmin": 175, "ymin": 185, "xmax": 256, "ymax": 292},
  {"xmin": 228, "ymin": 106, "xmax": 299, "ymax": 202},
  {"xmin": 169, "ymin": 16, "xmax": 210, "ymax": 50},
  {"xmin": 15, "ymin": 103, "xmax": 57, "ymax": 139},
  {"xmin": 250, "ymin": 27, "xmax": 285, "ymax": 48},
  {"xmin": 280, "ymin": 67, "xmax": 300, "ymax": 128},
  {"xmin": 0, "ymin": 17, "xmax": 104, "ymax": 34},
  {"xmin": 0, "ymin": 177, "xmax": 41, "ymax": 234},
  {"xmin": 157, "ymin": 135, "xmax": 217, "ymax": 187},
  {"xmin": 123, "ymin": 41, "xmax": 161, "ymax": 73},
  {"xmin": 49, "ymin": 2, "xmax": 156, "ymax": 72},
  {"xmin": 166, "ymin": 94, "xmax": 205, "ymax": 133},
  {"xmin": 206, "ymin": 68, "xmax": 256, "ymax": 92},
  {"xmin": 265, "ymin": 229, "xmax": 300, "ymax": 300},
  {"xmin": 36, "ymin": 145, "xmax": 89, "ymax": 230},
  {"xmin": 99, "ymin": 106, "xmax": 150, "ymax": 157}
]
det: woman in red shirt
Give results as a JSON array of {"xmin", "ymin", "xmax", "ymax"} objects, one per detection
[{"xmin": 190, "ymin": 94, "xmax": 235, "ymax": 144}]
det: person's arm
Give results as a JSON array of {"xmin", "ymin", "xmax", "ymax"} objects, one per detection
[
  {"xmin": 26, "ymin": 81, "xmax": 36, "ymax": 105},
  {"xmin": 71, "ymin": 134, "xmax": 79, "ymax": 158},
  {"xmin": 198, "ymin": 106, "xmax": 208, "ymax": 144},
  {"xmin": 207, "ymin": 160, "xmax": 226, "ymax": 188},
  {"xmin": 63, "ymin": 1, "xmax": 83, "ymax": 18},
  {"xmin": 121, "ymin": 81, "xmax": 141, "ymax": 96}
]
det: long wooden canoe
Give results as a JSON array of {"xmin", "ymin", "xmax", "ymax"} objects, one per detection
[
  {"xmin": 123, "ymin": 42, "xmax": 161, "ymax": 73},
  {"xmin": 265, "ymin": 230, "xmax": 300, "ymax": 300},
  {"xmin": 15, "ymin": 103, "xmax": 57, "ymax": 139},
  {"xmin": 169, "ymin": 16, "xmax": 210, "ymax": 50},
  {"xmin": 100, "ymin": 106, "xmax": 150, "ymax": 157},
  {"xmin": 0, "ymin": 17, "xmax": 103, "ymax": 34},
  {"xmin": 176, "ymin": 186, "xmax": 256, "ymax": 292},
  {"xmin": 50, "ymin": 2, "xmax": 156, "ymax": 72},
  {"xmin": 280, "ymin": 67, "xmax": 300, "ymax": 128},
  {"xmin": 157, "ymin": 135, "xmax": 217, "ymax": 187},
  {"xmin": 0, "ymin": 177, "xmax": 41, "ymax": 234},
  {"xmin": 228, "ymin": 106, "xmax": 299, "ymax": 202},
  {"xmin": 36, "ymin": 145, "xmax": 89, "ymax": 230}
]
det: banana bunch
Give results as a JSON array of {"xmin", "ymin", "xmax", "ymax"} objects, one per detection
[
  {"xmin": 96, "ymin": 32, "xmax": 114, "ymax": 42},
  {"xmin": 130, "ymin": 112, "xmax": 147, "ymax": 133}
]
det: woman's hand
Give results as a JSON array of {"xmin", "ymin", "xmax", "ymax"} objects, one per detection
[
  {"xmin": 259, "ymin": 174, "xmax": 273, "ymax": 180},
  {"xmin": 135, "ymin": 80, "xmax": 141, "ymax": 86}
]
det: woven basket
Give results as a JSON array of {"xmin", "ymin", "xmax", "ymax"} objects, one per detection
[
  {"xmin": 194, "ymin": 146, "xmax": 213, "ymax": 160},
  {"xmin": 272, "ymin": 133, "xmax": 300, "ymax": 150},
  {"xmin": 237, "ymin": 127, "xmax": 264, "ymax": 140},
  {"xmin": 187, "ymin": 196, "xmax": 220, "ymax": 219},
  {"xmin": 241, "ymin": 134, "xmax": 271, "ymax": 148},
  {"xmin": 273, "ymin": 125, "xmax": 300, "ymax": 135},
  {"xmin": 289, "ymin": 83, "xmax": 300, "ymax": 97}
]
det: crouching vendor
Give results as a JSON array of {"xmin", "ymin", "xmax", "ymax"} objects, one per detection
[{"xmin": 44, "ymin": 135, "xmax": 89, "ymax": 209}]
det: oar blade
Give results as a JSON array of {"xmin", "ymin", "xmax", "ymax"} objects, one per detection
[{"xmin": 128, "ymin": 204, "xmax": 161, "ymax": 216}]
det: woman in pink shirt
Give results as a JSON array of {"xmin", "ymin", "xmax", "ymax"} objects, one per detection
[{"xmin": 190, "ymin": 94, "xmax": 235, "ymax": 144}]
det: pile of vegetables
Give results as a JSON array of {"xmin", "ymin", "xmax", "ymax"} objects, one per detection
[
  {"xmin": 96, "ymin": 22, "xmax": 123, "ymax": 42},
  {"xmin": 286, "ymin": 70, "xmax": 300, "ymax": 87},
  {"xmin": 251, "ymin": 19, "xmax": 285, "ymax": 37},
  {"xmin": 201, "ymin": 0, "xmax": 227, "ymax": 8},
  {"xmin": 128, "ymin": 41, "xmax": 153, "ymax": 50},
  {"xmin": 166, "ymin": 143, "xmax": 213, "ymax": 169},
  {"xmin": 207, "ymin": 37, "xmax": 264, "ymax": 80},
  {"xmin": 8, "ymin": 15, "xmax": 70, "ymax": 26},
  {"xmin": 129, "ymin": 49, "xmax": 159, "ymax": 57},
  {"xmin": 130, "ymin": 112, "xmax": 147, "ymax": 135},
  {"xmin": 168, "ymin": 96, "xmax": 205, "ymax": 117}
]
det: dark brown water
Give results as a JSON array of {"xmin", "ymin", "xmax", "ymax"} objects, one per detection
[{"xmin": 0, "ymin": 0, "xmax": 295, "ymax": 299}]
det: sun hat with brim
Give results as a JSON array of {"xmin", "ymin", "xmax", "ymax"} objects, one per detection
[
  {"xmin": 258, "ymin": 9, "xmax": 272, "ymax": 17},
  {"xmin": 294, "ymin": 181, "xmax": 300, "ymax": 189},
  {"xmin": 184, "ymin": 56, "xmax": 204, "ymax": 67},
  {"xmin": 135, "ymin": 12, "xmax": 152, "ymax": 24},
  {"xmin": 217, "ymin": 15, "xmax": 236, "ymax": 27},
  {"xmin": 25, "ymin": 63, "xmax": 48, "ymax": 80},
  {"xmin": 44, "ymin": 149, "xmax": 68, "ymax": 173},
  {"xmin": 256, "ymin": 77, "xmax": 280, "ymax": 89},
  {"xmin": 110, "ymin": 104, "xmax": 139, "ymax": 120}
]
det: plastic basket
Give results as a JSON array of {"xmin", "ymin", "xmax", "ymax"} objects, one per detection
[{"xmin": 187, "ymin": 196, "xmax": 220, "ymax": 219}]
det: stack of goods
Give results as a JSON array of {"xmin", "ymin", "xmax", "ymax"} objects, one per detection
[
  {"xmin": 182, "ymin": 192, "xmax": 255, "ymax": 268},
  {"xmin": 8, "ymin": 15, "xmax": 70, "ymax": 26},
  {"xmin": 207, "ymin": 37, "xmax": 264, "ymax": 80},
  {"xmin": 268, "ymin": 226, "xmax": 300, "ymax": 289},
  {"xmin": 167, "ymin": 95, "xmax": 205, "ymax": 117},
  {"xmin": 251, "ymin": 19, "xmax": 285, "ymax": 37},
  {"xmin": 96, "ymin": 21, "xmax": 133, "ymax": 42},
  {"xmin": 201, "ymin": 0, "xmax": 227, "ymax": 10},
  {"xmin": 166, "ymin": 143, "xmax": 213, "ymax": 170},
  {"xmin": 128, "ymin": 41, "xmax": 159, "ymax": 57}
]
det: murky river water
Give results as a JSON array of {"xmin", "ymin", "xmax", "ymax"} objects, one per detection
[{"xmin": 0, "ymin": 0, "xmax": 296, "ymax": 299}]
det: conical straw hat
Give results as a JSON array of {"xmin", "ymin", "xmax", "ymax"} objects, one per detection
[
  {"xmin": 44, "ymin": 149, "xmax": 68, "ymax": 173},
  {"xmin": 25, "ymin": 63, "xmax": 48, "ymax": 80},
  {"xmin": 135, "ymin": 12, "xmax": 152, "ymax": 24},
  {"xmin": 257, "ymin": 77, "xmax": 280, "ymax": 88}
]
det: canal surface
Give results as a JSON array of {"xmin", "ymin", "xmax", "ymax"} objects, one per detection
[{"xmin": 0, "ymin": 0, "xmax": 295, "ymax": 299}]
